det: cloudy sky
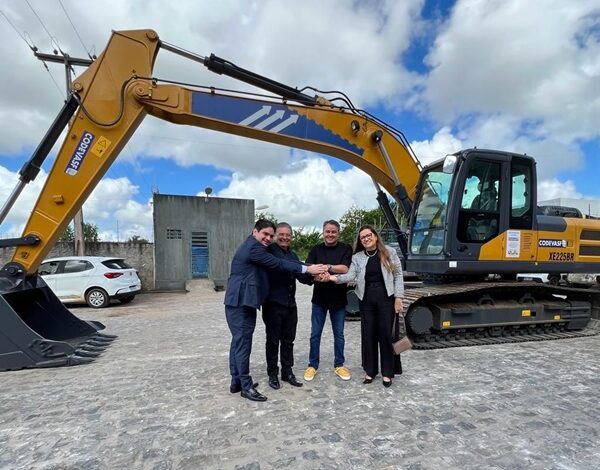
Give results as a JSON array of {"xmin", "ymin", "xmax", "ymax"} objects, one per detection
[{"xmin": 0, "ymin": 0, "xmax": 598, "ymax": 241}]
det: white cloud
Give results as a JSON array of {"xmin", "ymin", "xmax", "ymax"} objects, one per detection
[
  {"xmin": 218, "ymin": 157, "xmax": 381, "ymax": 229},
  {"xmin": 0, "ymin": 0, "xmax": 424, "ymax": 156},
  {"xmin": 0, "ymin": 166, "xmax": 152, "ymax": 241},
  {"xmin": 538, "ymin": 178, "xmax": 582, "ymax": 201},
  {"xmin": 410, "ymin": 127, "xmax": 464, "ymax": 165},
  {"xmin": 424, "ymin": 0, "xmax": 600, "ymax": 142},
  {"xmin": 0, "ymin": 0, "xmax": 598, "ymax": 241}
]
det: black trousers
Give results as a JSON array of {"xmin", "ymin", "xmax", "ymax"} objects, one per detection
[
  {"xmin": 262, "ymin": 302, "xmax": 298, "ymax": 377},
  {"xmin": 359, "ymin": 285, "xmax": 396, "ymax": 378}
]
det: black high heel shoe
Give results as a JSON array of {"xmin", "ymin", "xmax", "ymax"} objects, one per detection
[
  {"xmin": 362, "ymin": 376, "xmax": 373, "ymax": 384},
  {"xmin": 382, "ymin": 377, "xmax": 392, "ymax": 388}
]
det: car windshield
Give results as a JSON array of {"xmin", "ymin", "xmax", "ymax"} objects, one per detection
[{"xmin": 102, "ymin": 259, "xmax": 131, "ymax": 269}]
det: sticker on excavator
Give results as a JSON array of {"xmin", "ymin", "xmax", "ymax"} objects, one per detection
[
  {"xmin": 90, "ymin": 136, "xmax": 111, "ymax": 158},
  {"xmin": 65, "ymin": 131, "xmax": 95, "ymax": 176}
]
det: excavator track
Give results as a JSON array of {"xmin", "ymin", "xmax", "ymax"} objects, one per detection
[{"xmin": 403, "ymin": 282, "xmax": 600, "ymax": 350}]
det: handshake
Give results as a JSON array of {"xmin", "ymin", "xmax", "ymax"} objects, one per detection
[
  {"xmin": 305, "ymin": 264, "xmax": 329, "ymax": 276},
  {"xmin": 304, "ymin": 265, "xmax": 337, "ymax": 283}
]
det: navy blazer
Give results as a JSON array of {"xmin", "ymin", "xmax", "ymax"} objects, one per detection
[{"xmin": 224, "ymin": 235, "xmax": 304, "ymax": 309}]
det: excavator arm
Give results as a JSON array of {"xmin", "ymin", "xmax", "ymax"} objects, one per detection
[
  {"xmin": 0, "ymin": 29, "xmax": 421, "ymax": 370},
  {"xmin": 10, "ymin": 29, "xmax": 421, "ymax": 275}
]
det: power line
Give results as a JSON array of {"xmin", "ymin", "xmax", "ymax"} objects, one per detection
[
  {"xmin": 25, "ymin": 0, "xmax": 58, "ymax": 49},
  {"xmin": 39, "ymin": 60, "xmax": 67, "ymax": 98},
  {"xmin": 57, "ymin": 0, "xmax": 93, "ymax": 59},
  {"xmin": 0, "ymin": 9, "xmax": 64, "ymax": 99},
  {"xmin": 0, "ymin": 10, "xmax": 34, "ymax": 49}
]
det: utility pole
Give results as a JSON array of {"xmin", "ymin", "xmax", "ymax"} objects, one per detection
[{"xmin": 34, "ymin": 51, "xmax": 93, "ymax": 255}]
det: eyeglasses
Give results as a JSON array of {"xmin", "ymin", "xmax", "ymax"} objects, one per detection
[{"xmin": 359, "ymin": 233, "xmax": 374, "ymax": 241}]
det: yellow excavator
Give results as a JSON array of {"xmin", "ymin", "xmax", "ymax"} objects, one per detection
[{"xmin": 1, "ymin": 29, "xmax": 599, "ymax": 370}]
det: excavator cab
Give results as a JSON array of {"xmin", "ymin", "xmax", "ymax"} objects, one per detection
[{"xmin": 408, "ymin": 149, "xmax": 537, "ymax": 278}]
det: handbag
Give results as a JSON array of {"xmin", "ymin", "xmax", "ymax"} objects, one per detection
[{"xmin": 392, "ymin": 313, "xmax": 412, "ymax": 354}]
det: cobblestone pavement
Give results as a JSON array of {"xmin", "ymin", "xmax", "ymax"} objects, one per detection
[{"xmin": 1, "ymin": 280, "xmax": 599, "ymax": 470}]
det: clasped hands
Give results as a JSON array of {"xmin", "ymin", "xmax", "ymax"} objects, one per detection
[
  {"xmin": 314, "ymin": 272, "xmax": 334, "ymax": 282},
  {"xmin": 305, "ymin": 264, "xmax": 329, "ymax": 276}
]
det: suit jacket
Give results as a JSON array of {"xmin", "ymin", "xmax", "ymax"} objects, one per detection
[
  {"xmin": 225, "ymin": 235, "xmax": 304, "ymax": 309},
  {"xmin": 336, "ymin": 245, "xmax": 404, "ymax": 300}
]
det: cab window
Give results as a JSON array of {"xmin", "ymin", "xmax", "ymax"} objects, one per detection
[{"xmin": 457, "ymin": 160, "xmax": 501, "ymax": 243}]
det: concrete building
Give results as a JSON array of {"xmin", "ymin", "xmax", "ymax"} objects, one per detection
[
  {"xmin": 153, "ymin": 193, "xmax": 254, "ymax": 290},
  {"xmin": 539, "ymin": 198, "xmax": 600, "ymax": 218}
]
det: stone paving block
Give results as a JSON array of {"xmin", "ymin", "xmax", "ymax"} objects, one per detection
[{"xmin": 1, "ymin": 281, "xmax": 599, "ymax": 469}]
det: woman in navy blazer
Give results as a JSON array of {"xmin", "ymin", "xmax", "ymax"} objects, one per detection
[{"xmin": 225, "ymin": 219, "xmax": 326, "ymax": 401}]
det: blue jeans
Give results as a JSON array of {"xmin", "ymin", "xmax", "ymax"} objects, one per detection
[{"xmin": 308, "ymin": 304, "xmax": 346, "ymax": 369}]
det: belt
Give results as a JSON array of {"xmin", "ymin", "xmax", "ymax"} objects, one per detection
[{"xmin": 365, "ymin": 281, "xmax": 385, "ymax": 289}]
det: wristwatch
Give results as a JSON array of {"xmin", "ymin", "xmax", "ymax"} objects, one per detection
[{"xmin": 327, "ymin": 264, "xmax": 332, "ymax": 273}]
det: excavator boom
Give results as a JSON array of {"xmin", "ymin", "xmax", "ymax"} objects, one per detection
[{"xmin": 0, "ymin": 29, "xmax": 420, "ymax": 370}]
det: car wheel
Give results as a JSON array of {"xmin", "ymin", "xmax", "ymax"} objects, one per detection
[
  {"xmin": 86, "ymin": 288, "xmax": 109, "ymax": 308},
  {"xmin": 548, "ymin": 274, "xmax": 560, "ymax": 286},
  {"xmin": 119, "ymin": 295, "xmax": 135, "ymax": 304}
]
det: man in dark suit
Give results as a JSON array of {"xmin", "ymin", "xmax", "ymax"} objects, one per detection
[
  {"xmin": 225, "ymin": 219, "xmax": 327, "ymax": 402},
  {"xmin": 263, "ymin": 222, "xmax": 312, "ymax": 390}
]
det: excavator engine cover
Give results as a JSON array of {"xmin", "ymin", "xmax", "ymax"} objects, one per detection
[{"xmin": 0, "ymin": 271, "xmax": 114, "ymax": 371}]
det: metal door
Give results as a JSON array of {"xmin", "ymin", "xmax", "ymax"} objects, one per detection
[{"xmin": 191, "ymin": 231, "xmax": 209, "ymax": 278}]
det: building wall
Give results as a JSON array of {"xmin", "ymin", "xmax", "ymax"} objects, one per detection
[
  {"xmin": 0, "ymin": 242, "xmax": 155, "ymax": 290},
  {"xmin": 153, "ymin": 194, "xmax": 253, "ymax": 290}
]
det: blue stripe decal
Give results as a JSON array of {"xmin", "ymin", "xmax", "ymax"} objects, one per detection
[{"xmin": 191, "ymin": 93, "xmax": 364, "ymax": 156}]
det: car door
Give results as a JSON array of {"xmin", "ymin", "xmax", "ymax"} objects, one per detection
[
  {"xmin": 53, "ymin": 259, "xmax": 95, "ymax": 301},
  {"xmin": 38, "ymin": 260, "xmax": 61, "ymax": 293}
]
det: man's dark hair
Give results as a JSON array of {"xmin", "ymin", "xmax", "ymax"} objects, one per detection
[
  {"xmin": 276, "ymin": 222, "xmax": 292, "ymax": 231},
  {"xmin": 255, "ymin": 219, "xmax": 276, "ymax": 231},
  {"xmin": 322, "ymin": 219, "xmax": 340, "ymax": 230}
]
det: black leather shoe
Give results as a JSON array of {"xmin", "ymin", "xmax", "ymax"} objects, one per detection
[
  {"xmin": 230, "ymin": 382, "xmax": 258, "ymax": 394},
  {"xmin": 282, "ymin": 374, "xmax": 303, "ymax": 387},
  {"xmin": 268, "ymin": 375, "xmax": 281, "ymax": 390},
  {"xmin": 241, "ymin": 387, "xmax": 267, "ymax": 402},
  {"xmin": 363, "ymin": 376, "xmax": 373, "ymax": 384},
  {"xmin": 382, "ymin": 378, "xmax": 392, "ymax": 388}
]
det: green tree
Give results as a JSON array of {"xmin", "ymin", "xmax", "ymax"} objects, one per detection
[
  {"xmin": 339, "ymin": 206, "xmax": 385, "ymax": 245},
  {"xmin": 255, "ymin": 211, "xmax": 278, "ymax": 225},
  {"xmin": 58, "ymin": 224, "xmax": 74, "ymax": 242},
  {"xmin": 339, "ymin": 204, "xmax": 406, "ymax": 245},
  {"xmin": 58, "ymin": 222, "xmax": 100, "ymax": 242},
  {"xmin": 291, "ymin": 227, "xmax": 322, "ymax": 261},
  {"xmin": 127, "ymin": 235, "xmax": 149, "ymax": 243}
]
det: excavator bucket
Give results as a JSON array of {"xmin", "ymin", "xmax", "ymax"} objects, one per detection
[{"xmin": 0, "ymin": 274, "xmax": 115, "ymax": 371}]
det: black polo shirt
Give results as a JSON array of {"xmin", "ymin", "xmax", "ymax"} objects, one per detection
[{"xmin": 306, "ymin": 242, "xmax": 353, "ymax": 309}]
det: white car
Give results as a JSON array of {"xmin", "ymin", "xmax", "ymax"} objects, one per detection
[
  {"xmin": 39, "ymin": 256, "xmax": 142, "ymax": 308},
  {"xmin": 566, "ymin": 273, "xmax": 600, "ymax": 288},
  {"xmin": 516, "ymin": 273, "xmax": 562, "ymax": 285}
]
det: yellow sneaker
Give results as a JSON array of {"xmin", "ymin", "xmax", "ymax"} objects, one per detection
[
  {"xmin": 304, "ymin": 366, "xmax": 317, "ymax": 381},
  {"xmin": 335, "ymin": 366, "xmax": 351, "ymax": 381}
]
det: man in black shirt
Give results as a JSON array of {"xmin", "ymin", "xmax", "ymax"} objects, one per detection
[
  {"xmin": 263, "ymin": 222, "xmax": 311, "ymax": 389},
  {"xmin": 303, "ymin": 220, "xmax": 353, "ymax": 382}
]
